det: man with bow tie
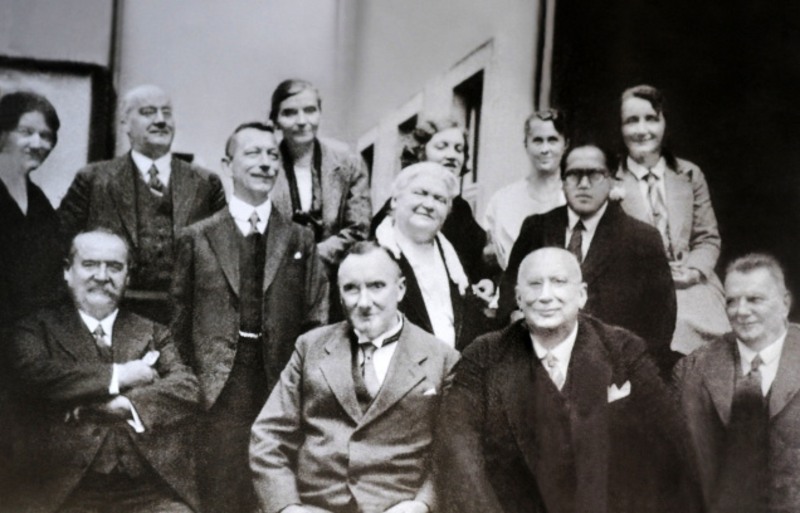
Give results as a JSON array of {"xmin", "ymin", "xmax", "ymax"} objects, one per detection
[
  {"xmin": 8, "ymin": 229, "xmax": 200, "ymax": 512},
  {"xmin": 676, "ymin": 253, "xmax": 800, "ymax": 512},
  {"xmin": 437, "ymin": 247, "xmax": 695, "ymax": 513},
  {"xmin": 250, "ymin": 241, "xmax": 460, "ymax": 513},
  {"xmin": 59, "ymin": 84, "xmax": 226, "ymax": 324},
  {"xmin": 171, "ymin": 121, "xmax": 328, "ymax": 513}
]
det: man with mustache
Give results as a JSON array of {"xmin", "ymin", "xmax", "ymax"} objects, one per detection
[
  {"xmin": 59, "ymin": 84, "xmax": 226, "ymax": 324},
  {"xmin": 250, "ymin": 241, "xmax": 459, "ymax": 513},
  {"xmin": 171, "ymin": 122, "xmax": 328, "ymax": 513},
  {"xmin": 498, "ymin": 144, "xmax": 678, "ymax": 376},
  {"xmin": 8, "ymin": 229, "xmax": 200, "ymax": 512}
]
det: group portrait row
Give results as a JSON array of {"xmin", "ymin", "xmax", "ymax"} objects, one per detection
[{"xmin": 0, "ymin": 77, "xmax": 797, "ymax": 513}]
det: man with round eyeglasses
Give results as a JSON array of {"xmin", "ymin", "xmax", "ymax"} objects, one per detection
[{"xmin": 499, "ymin": 143, "xmax": 678, "ymax": 376}]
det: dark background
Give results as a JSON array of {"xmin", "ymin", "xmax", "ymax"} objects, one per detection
[{"xmin": 553, "ymin": 0, "xmax": 800, "ymax": 313}]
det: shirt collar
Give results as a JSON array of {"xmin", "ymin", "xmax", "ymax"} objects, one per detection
[
  {"xmin": 131, "ymin": 150, "xmax": 172, "ymax": 181},
  {"xmin": 737, "ymin": 329, "xmax": 787, "ymax": 371},
  {"xmin": 228, "ymin": 194, "xmax": 272, "ymax": 233},
  {"xmin": 567, "ymin": 200, "xmax": 608, "ymax": 233},
  {"xmin": 531, "ymin": 321, "xmax": 579, "ymax": 366},
  {"xmin": 356, "ymin": 314, "xmax": 404, "ymax": 348},
  {"xmin": 627, "ymin": 155, "xmax": 666, "ymax": 181},
  {"xmin": 78, "ymin": 309, "xmax": 120, "ymax": 342}
]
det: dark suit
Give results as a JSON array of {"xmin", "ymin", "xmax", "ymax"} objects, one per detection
[
  {"xmin": 58, "ymin": 154, "xmax": 226, "ymax": 322},
  {"xmin": 8, "ymin": 303, "xmax": 200, "ymax": 513},
  {"xmin": 675, "ymin": 325, "xmax": 800, "ymax": 512},
  {"xmin": 436, "ymin": 315, "xmax": 692, "ymax": 513},
  {"xmin": 250, "ymin": 320, "xmax": 460, "ymax": 513},
  {"xmin": 499, "ymin": 203, "xmax": 677, "ymax": 373},
  {"xmin": 171, "ymin": 207, "xmax": 328, "ymax": 513}
]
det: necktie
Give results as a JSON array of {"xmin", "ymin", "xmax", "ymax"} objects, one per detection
[
  {"xmin": 360, "ymin": 342, "xmax": 381, "ymax": 398},
  {"xmin": 645, "ymin": 172, "xmax": 671, "ymax": 255},
  {"xmin": 147, "ymin": 164, "xmax": 165, "ymax": 196},
  {"xmin": 566, "ymin": 220, "xmax": 585, "ymax": 263},
  {"xmin": 92, "ymin": 324, "xmax": 113, "ymax": 362},
  {"xmin": 543, "ymin": 351, "xmax": 566, "ymax": 391},
  {"xmin": 248, "ymin": 211, "xmax": 261, "ymax": 235}
]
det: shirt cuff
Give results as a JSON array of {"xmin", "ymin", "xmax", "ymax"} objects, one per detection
[
  {"xmin": 109, "ymin": 364, "xmax": 120, "ymax": 395},
  {"xmin": 127, "ymin": 402, "xmax": 146, "ymax": 433}
]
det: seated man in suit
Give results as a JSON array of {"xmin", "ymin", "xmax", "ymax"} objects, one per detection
[
  {"xmin": 676, "ymin": 253, "xmax": 800, "ymax": 512},
  {"xmin": 250, "ymin": 241, "xmax": 460, "ymax": 513},
  {"xmin": 9, "ymin": 228, "xmax": 200, "ymax": 513},
  {"xmin": 171, "ymin": 121, "xmax": 328, "ymax": 513},
  {"xmin": 437, "ymin": 248, "xmax": 693, "ymax": 513},
  {"xmin": 498, "ymin": 143, "xmax": 677, "ymax": 375},
  {"xmin": 59, "ymin": 84, "xmax": 226, "ymax": 324}
]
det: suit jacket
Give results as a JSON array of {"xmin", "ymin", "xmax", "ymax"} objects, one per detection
[
  {"xmin": 272, "ymin": 138, "xmax": 371, "ymax": 268},
  {"xmin": 675, "ymin": 325, "xmax": 800, "ymax": 512},
  {"xmin": 170, "ymin": 208, "xmax": 329, "ymax": 410},
  {"xmin": 499, "ymin": 203, "xmax": 677, "ymax": 369},
  {"xmin": 435, "ymin": 315, "xmax": 692, "ymax": 513},
  {"xmin": 8, "ymin": 303, "xmax": 201, "ymax": 513},
  {"xmin": 250, "ymin": 320, "xmax": 460, "ymax": 513},
  {"xmin": 58, "ymin": 153, "xmax": 226, "ymax": 268}
]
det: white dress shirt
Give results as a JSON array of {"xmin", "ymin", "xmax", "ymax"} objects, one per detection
[
  {"xmin": 566, "ymin": 201, "xmax": 608, "ymax": 260},
  {"xmin": 77, "ymin": 309, "xmax": 145, "ymax": 432},
  {"xmin": 229, "ymin": 195, "xmax": 271, "ymax": 235},
  {"xmin": 531, "ymin": 322, "xmax": 579, "ymax": 386},
  {"xmin": 131, "ymin": 150, "xmax": 172, "ymax": 187},
  {"xmin": 293, "ymin": 164, "xmax": 313, "ymax": 212},
  {"xmin": 627, "ymin": 156, "xmax": 668, "ymax": 220},
  {"xmin": 737, "ymin": 330, "xmax": 787, "ymax": 396},
  {"xmin": 355, "ymin": 315, "xmax": 404, "ymax": 385}
]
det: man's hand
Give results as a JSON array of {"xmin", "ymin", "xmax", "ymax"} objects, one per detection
[
  {"xmin": 472, "ymin": 279, "xmax": 496, "ymax": 304},
  {"xmin": 90, "ymin": 395, "xmax": 134, "ymax": 421},
  {"xmin": 671, "ymin": 265, "xmax": 701, "ymax": 289},
  {"xmin": 116, "ymin": 358, "xmax": 158, "ymax": 389},
  {"xmin": 383, "ymin": 500, "xmax": 429, "ymax": 513}
]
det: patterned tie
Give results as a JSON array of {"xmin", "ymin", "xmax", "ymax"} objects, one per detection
[
  {"xmin": 92, "ymin": 324, "xmax": 113, "ymax": 362},
  {"xmin": 543, "ymin": 351, "xmax": 565, "ymax": 391},
  {"xmin": 360, "ymin": 342, "xmax": 381, "ymax": 398},
  {"xmin": 248, "ymin": 211, "xmax": 261, "ymax": 235},
  {"xmin": 566, "ymin": 220, "xmax": 585, "ymax": 263},
  {"xmin": 645, "ymin": 172, "xmax": 671, "ymax": 255},
  {"xmin": 147, "ymin": 164, "xmax": 165, "ymax": 196}
]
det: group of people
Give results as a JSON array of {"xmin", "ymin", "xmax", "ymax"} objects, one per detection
[{"xmin": 0, "ymin": 76, "xmax": 796, "ymax": 513}]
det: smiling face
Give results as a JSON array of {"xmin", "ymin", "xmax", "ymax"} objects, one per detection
[
  {"xmin": 423, "ymin": 127, "xmax": 466, "ymax": 176},
  {"xmin": 339, "ymin": 249, "xmax": 406, "ymax": 340},
  {"xmin": 0, "ymin": 110, "xmax": 56, "ymax": 175},
  {"xmin": 725, "ymin": 268, "xmax": 790, "ymax": 350},
  {"xmin": 65, "ymin": 232, "xmax": 129, "ymax": 320},
  {"xmin": 525, "ymin": 118, "xmax": 567, "ymax": 175},
  {"xmin": 391, "ymin": 172, "xmax": 452, "ymax": 243},
  {"xmin": 562, "ymin": 146, "xmax": 611, "ymax": 218},
  {"xmin": 621, "ymin": 96, "xmax": 666, "ymax": 162},
  {"xmin": 224, "ymin": 127, "xmax": 280, "ymax": 206},
  {"xmin": 123, "ymin": 86, "xmax": 175, "ymax": 159},
  {"xmin": 275, "ymin": 88, "xmax": 321, "ymax": 147}
]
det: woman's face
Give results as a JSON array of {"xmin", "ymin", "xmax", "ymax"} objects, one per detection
[
  {"xmin": 525, "ymin": 119, "xmax": 567, "ymax": 174},
  {"xmin": 621, "ymin": 96, "xmax": 666, "ymax": 160},
  {"xmin": 392, "ymin": 173, "xmax": 451, "ymax": 243},
  {"xmin": 423, "ymin": 127, "xmax": 465, "ymax": 176},
  {"xmin": 0, "ymin": 111, "xmax": 56, "ymax": 174},
  {"xmin": 275, "ymin": 88, "xmax": 321, "ymax": 146}
]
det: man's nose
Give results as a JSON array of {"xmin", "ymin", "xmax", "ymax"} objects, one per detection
[
  {"xmin": 576, "ymin": 174, "xmax": 592, "ymax": 188},
  {"xmin": 356, "ymin": 289, "xmax": 372, "ymax": 308},
  {"xmin": 94, "ymin": 264, "xmax": 109, "ymax": 281},
  {"xmin": 537, "ymin": 280, "xmax": 554, "ymax": 301}
]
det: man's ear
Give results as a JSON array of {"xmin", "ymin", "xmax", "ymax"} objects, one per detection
[{"xmin": 396, "ymin": 276, "xmax": 407, "ymax": 302}]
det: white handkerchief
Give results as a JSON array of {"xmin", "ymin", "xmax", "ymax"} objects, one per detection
[
  {"xmin": 423, "ymin": 387, "xmax": 437, "ymax": 396},
  {"xmin": 607, "ymin": 380, "xmax": 631, "ymax": 403},
  {"xmin": 293, "ymin": 251, "xmax": 303, "ymax": 259}
]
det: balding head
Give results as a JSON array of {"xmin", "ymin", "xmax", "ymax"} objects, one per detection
[{"xmin": 120, "ymin": 84, "xmax": 174, "ymax": 159}]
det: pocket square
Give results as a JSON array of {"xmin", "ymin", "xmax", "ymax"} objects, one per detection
[
  {"xmin": 293, "ymin": 251, "xmax": 303, "ymax": 259},
  {"xmin": 423, "ymin": 387, "xmax": 437, "ymax": 396},
  {"xmin": 607, "ymin": 380, "xmax": 631, "ymax": 403}
]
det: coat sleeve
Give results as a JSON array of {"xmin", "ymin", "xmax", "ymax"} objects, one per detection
[
  {"xmin": 682, "ymin": 162, "xmax": 721, "ymax": 278},
  {"xmin": 317, "ymin": 154, "xmax": 371, "ymax": 266},
  {"xmin": 206, "ymin": 171, "xmax": 228, "ymax": 214},
  {"xmin": 302, "ymin": 231, "xmax": 331, "ymax": 332},
  {"xmin": 169, "ymin": 229, "xmax": 197, "ymax": 370}
]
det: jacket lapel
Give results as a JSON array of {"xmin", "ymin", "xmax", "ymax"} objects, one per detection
[
  {"xmin": 701, "ymin": 335, "xmax": 737, "ymax": 426},
  {"xmin": 319, "ymin": 328, "xmax": 363, "ymax": 424},
  {"xmin": 542, "ymin": 207, "xmax": 568, "ymax": 247},
  {"xmin": 55, "ymin": 304, "xmax": 104, "ymax": 363},
  {"xmin": 318, "ymin": 142, "xmax": 344, "ymax": 232},
  {"xmin": 109, "ymin": 155, "xmax": 140, "ymax": 247},
  {"xmin": 581, "ymin": 204, "xmax": 618, "ymax": 287},
  {"xmin": 205, "ymin": 212, "xmax": 240, "ymax": 297},
  {"xmin": 112, "ymin": 310, "xmax": 153, "ymax": 363},
  {"xmin": 170, "ymin": 159, "xmax": 199, "ymax": 231},
  {"xmin": 769, "ymin": 325, "xmax": 800, "ymax": 418},
  {"xmin": 262, "ymin": 210, "xmax": 292, "ymax": 292},
  {"xmin": 617, "ymin": 168, "xmax": 650, "ymax": 222},
  {"xmin": 358, "ymin": 325, "xmax": 426, "ymax": 428},
  {"xmin": 664, "ymin": 166, "xmax": 692, "ymax": 248}
]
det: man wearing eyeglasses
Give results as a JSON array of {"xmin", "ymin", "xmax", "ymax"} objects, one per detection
[{"xmin": 498, "ymin": 144, "xmax": 677, "ymax": 376}]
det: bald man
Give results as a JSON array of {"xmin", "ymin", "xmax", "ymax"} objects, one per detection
[
  {"xmin": 59, "ymin": 84, "xmax": 226, "ymax": 324},
  {"xmin": 436, "ymin": 248, "xmax": 696, "ymax": 513}
]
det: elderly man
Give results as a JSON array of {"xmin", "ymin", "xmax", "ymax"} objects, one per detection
[
  {"xmin": 676, "ymin": 253, "xmax": 800, "ymax": 512},
  {"xmin": 171, "ymin": 121, "xmax": 328, "ymax": 513},
  {"xmin": 9, "ymin": 229, "xmax": 200, "ymax": 513},
  {"xmin": 250, "ymin": 241, "xmax": 460, "ymax": 513},
  {"xmin": 437, "ymin": 248, "xmax": 693, "ymax": 513},
  {"xmin": 58, "ymin": 84, "xmax": 226, "ymax": 324},
  {"xmin": 499, "ymin": 143, "xmax": 677, "ymax": 375}
]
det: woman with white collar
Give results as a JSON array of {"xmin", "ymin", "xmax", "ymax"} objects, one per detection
[{"xmin": 374, "ymin": 162, "xmax": 488, "ymax": 350}]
